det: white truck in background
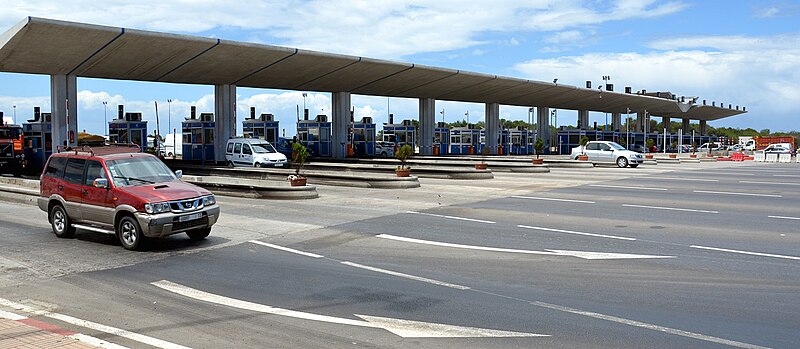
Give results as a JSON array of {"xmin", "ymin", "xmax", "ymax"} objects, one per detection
[
  {"xmin": 739, "ymin": 136, "xmax": 755, "ymax": 151},
  {"xmin": 164, "ymin": 133, "xmax": 182, "ymax": 158}
]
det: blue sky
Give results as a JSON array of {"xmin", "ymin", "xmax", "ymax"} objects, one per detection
[{"xmin": 1, "ymin": 0, "xmax": 799, "ymax": 136}]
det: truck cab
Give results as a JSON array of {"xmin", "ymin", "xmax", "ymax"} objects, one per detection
[{"xmin": 0, "ymin": 123, "xmax": 24, "ymax": 176}]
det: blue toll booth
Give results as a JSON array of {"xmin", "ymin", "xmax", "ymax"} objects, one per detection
[
  {"xmin": 507, "ymin": 126, "xmax": 532, "ymax": 155},
  {"xmin": 242, "ymin": 107, "xmax": 279, "ymax": 143},
  {"xmin": 297, "ymin": 113, "xmax": 331, "ymax": 157},
  {"xmin": 352, "ymin": 116, "xmax": 376, "ymax": 157},
  {"xmin": 22, "ymin": 107, "xmax": 53, "ymax": 174},
  {"xmin": 108, "ymin": 105, "xmax": 147, "ymax": 151},
  {"xmin": 382, "ymin": 116, "xmax": 416, "ymax": 153},
  {"xmin": 449, "ymin": 125, "xmax": 482, "ymax": 155},
  {"xmin": 181, "ymin": 106, "xmax": 215, "ymax": 163},
  {"xmin": 433, "ymin": 122, "xmax": 449, "ymax": 155}
]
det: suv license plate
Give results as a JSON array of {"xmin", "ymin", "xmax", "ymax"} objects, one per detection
[
  {"xmin": 179, "ymin": 212, "xmax": 202, "ymax": 222},
  {"xmin": 275, "ymin": 163, "xmax": 284, "ymax": 167}
]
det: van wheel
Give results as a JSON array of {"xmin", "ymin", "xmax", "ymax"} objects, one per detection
[
  {"xmin": 167, "ymin": 152, "xmax": 173, "ymax": 158},
  {"xmin": 50, "ymin": 204, "xmax": 75, "ymax": 238},
  {"xmin": 186, "ymin": 228, "xmax": 211, "ymax": 241},
  {"xmin": 380, "ymin": 151, "xmax": 387, "ymax": 157},
  {"xmin": 118, "ymin": 216, "xmax": 146, "ymax": 251},
  {"xmin": 617, "ymin": 157, "xmax": 629, "ymax": 168},
  {"xmin": 227, "ymin": 161, "xmax": 234, "ymax": 168}
]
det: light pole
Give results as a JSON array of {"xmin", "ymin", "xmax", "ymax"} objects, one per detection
[
  {"xmin": 12, "ymin": 105, "xmax": 16, "ymax": 124},
  {"xmin": 102, "ymin": 101, "xmax": 107, "ymax": 136},
  {"xmin": 440, "ymin": 109, "xmax": 444, "ymax": 123},
  {"xmin": 166, "ymin": 99, "xmax": 172, "ymax": 136},
  {"xmin": 465, "ymin": 111, "xmax": 469, "ymax": 124}
]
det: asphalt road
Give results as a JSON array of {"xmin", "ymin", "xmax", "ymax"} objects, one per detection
[{"xmin": 0, "ymin": 161, "xmax": 797, "ymax": 348}]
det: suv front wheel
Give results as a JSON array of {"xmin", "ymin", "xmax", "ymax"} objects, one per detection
[
  {"xmin": 186, "ymin": 227, "xmax": 211, "ymax": 241},
  {"xmin": 118, "ymin": 216, "xmax": 146, "ymax": 251},
  {"xmin": 50, "ymin": 204, "xmax": 75, "ymax": 238}
]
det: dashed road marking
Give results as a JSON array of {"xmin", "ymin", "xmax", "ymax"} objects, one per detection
[
  {"xmin": 405, "ymin": 211, "xmax": 496, "ymax": 224},
  {"xmin": 341, "ymin": 261, "xmax": 470, "ymax": 290},
  {"xmin": 622, "ymin": 204, "xmax": 718, "ymax": 214},
  {"xmin": 693, "ymin": 190, "xmax": 782, "ymax": 198},
  {"xmin": 691, "ymin": 245, "xmax": 800, "ymax": 261},
  {"xmin": 589, "ymin": 184, "xmax": 668, "ymax": 191},
  {"xmin": 249, "ymin": 240, "xmax": 324, "ymax": 258},
  {"xmin": 768, "ymin": 215, "xmax": 800, "ymax": 221},
  {"xmin": 740, "ymin": 180, "xmax": 800, "ymax": 186},
  {"xmin": 641, "ymin": 176, "xmax": 719, "ymax": 182},
  {"xmin": 517, "ymin": 225, "xmax": 636, "ymax": 241},
  {"xmin": 510, "ymin": 196, "xmax": 595, "ymax": 204}
]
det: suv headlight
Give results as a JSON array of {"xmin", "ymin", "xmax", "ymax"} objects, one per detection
[
  {"xmin": 202, "ymin": 195, "xmax": 216, "ymax": 206},
  {"xmin": 144, "ymin": 202, "xmax": 171, "ymax": 214}
]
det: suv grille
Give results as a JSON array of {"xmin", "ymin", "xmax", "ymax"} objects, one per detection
[{"xmin": 169, "ymin": 198, "xmax": 204, "ymax": 213}]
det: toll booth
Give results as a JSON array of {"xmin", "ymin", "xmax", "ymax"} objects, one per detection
[
  {"xmin": 433, "ymin": 122, "xmax": 449, "ymax": 155},
  {"xmin": 242, "ymin": 107, "xmax": 279, "ymax": 143},
  {"xmin": 382, "ymin": 115, "xmax": 416, "ymax": 153},
  {"xmin": 297, "ymin": 112, "xmax": 331, "ymax": 157},
  {"xmin": 181, "ymin": 106, "xmax": 215, "ymax": 163},
  {"xmin": 507, "ymin": 126, "xmax": 530, "ymax": 155},
  {"xmin": 449, "ymin": 124, "xmax": 482, "ymax": 155},
  {"xmin": 108, "ymin": 105, "xmax": 148, "ymax": 151},
  {"xmin": 352, "ymin": 116, "xmax": 376, "ymax": 157},
  {"xmin": 22, "ymin": 107, "xmax": 52, "ymax": 174}
]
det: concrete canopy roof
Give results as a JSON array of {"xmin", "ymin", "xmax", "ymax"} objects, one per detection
[{"xmin": 0, "ymin": 17, "xmax": 745, "ymax": 121}]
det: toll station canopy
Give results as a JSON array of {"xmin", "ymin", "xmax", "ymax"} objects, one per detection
[{"xmin": 0, "ymin": 17, "xmax": 744, "ymax": 121}]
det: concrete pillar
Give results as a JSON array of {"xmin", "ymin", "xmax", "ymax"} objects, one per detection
[
  {"xmin": 418, "ymin": 98, "xmax": 435, "ymax": 155},
  {"xmin": 636, "ymin": 112, "xmax": 646, "ymax": 132},
  {"xmin": 50, "ymin": 74, "xmax": 78, "ymax": 149},
  {"xmin": 578, "ymin": 110, "xmax": 589, "ymax": 130},
  {"xmin": 214, "ymin": 84, "xmax": 236, "ymax": 163},
  {"xmin": 485, "ymin": 103, "xmax": 500, "ymax": 154},
  {"xmin": 536, "ymin": 107, "xmax": 551, "ymax": 152},
  {"xmin": 682, "ymin": 118, "xmax": 690, "ymax": 133},
  {"xmin": 612, "ymin": 113, "xmax": 622, "ymax": 131},
  {"xmin": 662, "ymin": 117, "xmax": 671, "ymax": 133},
  {"xmin": 699, "ymin": 120, "xmax": 708, "ymax": 135},
  {"xmin": 331, "ymin": 92, "xmax": 351, "ymax": 159}
]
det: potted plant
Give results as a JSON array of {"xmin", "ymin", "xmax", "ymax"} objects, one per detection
[
  {"xmin": 475, "ymin": 147, "xmax": 490, "ymax": 170},
  {"xmin": 577, "ymin": 136, "xmax": 589, "ymax": 161},
  {"xmin": 668, "ymin": 141, "xmax": 678, "ymax": 158},
  {"xmin": 645, "ymin": 138, "xmax": 655, "ymax": 159},
  {"xmin": 289, "ymin": 142, "xmax": 309, "ymax": 186},
  {"xmin": 532, "ymin": 138, "xmax": 545, "ymax": 164},
  {"xmin": 395, "ymin": 144, "xmax": 413, "ymax": 177}
]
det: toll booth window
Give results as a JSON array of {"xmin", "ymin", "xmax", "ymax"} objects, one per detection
[
  {"xmin": 83, "ymin": 160, "xmax": 106, "ymax": 186},
  {"xmin": 434, "ymin": 133, "xmax": 441, "ymax": 143},
  {"xmin": 192, "ymin": 129, "xmax": 203, "ymax": 144},
  {"xmin": 451, "ymin": 136, "xmax": 459, "ymax": 144},
  {"xmin": 182, "ymin": 133, "xmax": 191, "ymax": 144},
  {"xmin": 309, "ymin": 128, "xmax": 319, "ymax": 142},
  {"xmin": 234, "ymin": 143, "xmax": 242, "ymax": 154},
  {"xmin": 320, "ymin": 129, "xmax": 330, "ymax": 142},
  {"xmin": 266, "ymin": 131, "xmax": 276, "ymax": 143},
  {"xmin": 365, "ymin": 131, "xmax": 374, "ymax": 142},
  {"xmin": 397, "ymin": 132, "xmax": 407, "ymax": 144},
  {"xmin": 204, "ymin": 129, "xmax": 214, "ymax": 145},
  {"xmin": 298, "ymin": 132, "xmax": 308, "ymax": 141},
  {"xmin": 118, "ymin": 130, "xmax": 129, "ymax": 143},
  {"xmin": 130, "ymin": 130, "xmax": 142, "ymax": 146},
  {"xmin": 63, "ymin": 158, "xmax": 86, "ymax": 185},
  {"xmin": 226, "ymin": 142, "xmax": 234, "ymax": 154},
  {"xmin": 45, "ymin": 133, "xmax": 52, "ymax": 151},
  {"xmin": 43, "ymin": 157, "xmax": 67, "ymax": 178},
  {"xmin": 242, "ymin": 144, "xmax": 252, "ymax": 155}
]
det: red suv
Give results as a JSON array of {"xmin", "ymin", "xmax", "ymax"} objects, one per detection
[{"xmin": 38, "ymin": 146, "xmax": 220, "ymax": 250}]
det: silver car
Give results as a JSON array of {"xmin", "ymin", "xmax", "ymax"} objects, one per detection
[{"xmin": 571, "ymin": 141, "xmax": 644, "ymax": 168}]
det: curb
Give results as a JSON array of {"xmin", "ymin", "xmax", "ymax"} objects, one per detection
[
  {"xmin": 0, "ymin": 309, "xmax": 124, "ymax": 349},
  {"xmin": 182, "ymin": 176, "xmax": 319, "ymax": 200}
]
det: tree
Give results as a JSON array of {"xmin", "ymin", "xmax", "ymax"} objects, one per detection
[
  {"xmin": 395, "ymin": 144, "xmax": 413, "ymax": 170},
  {"xmin": 291, "ymin": 142, "xmax": 309, "ymax": 177},
  {"xmin": 533, "ymin": 138, "xmax": 545, "ymax": 159}
]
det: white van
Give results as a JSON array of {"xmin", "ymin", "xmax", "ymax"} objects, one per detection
[
  {"xmin": 225, "ymin": 138, "xmax": 288, "ymax": 168},
  {"xmin": 164, "ymin": 133, "xmax": 182, "ymax": 158}
]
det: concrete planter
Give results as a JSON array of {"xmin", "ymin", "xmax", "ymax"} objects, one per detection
[
  {"xmin": 290, "ymin": 177, "xmax": 307, "ymax": 186},
  {"xmin": 690, "ymin": 154, "xmax": 697, "ymax": 158},
  {"xmin": 577, "ymin": 155, "xmax": 589, "ymax": 161},
  {"xmin": 668, "ymin": 154, "xmax": 677, "ymax": 158},
  {"xmin": 395, "ymin": 168, "xmax": 411, "ymax": 177},
  {"xmin": 645, "ymin": 154, "xmax": 654, "ymax": 159},
  {"xmin": 531, "ymin": 158, "xmax": 544, "ymax": 165},
  {"xmin": 474, "ymin": 163, "xmax": 488, "ymax": 170}
]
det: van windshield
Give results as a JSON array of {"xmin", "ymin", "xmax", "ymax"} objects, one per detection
[
  {"xmin": 252, "ymin": 143, "xmax": 277, "ymax": 154},
  {"xmin": 106, "ymin": 156, "xmax": 177, "ymax": 187}
]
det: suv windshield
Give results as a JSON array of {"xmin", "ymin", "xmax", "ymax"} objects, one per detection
[
  {"xmin": 252, "ymin": 143, "xmax": 277, "ymax": 154},
  {"xmin": 609, "ymin": 142, "xmax": 625, "ymax": 150},
  {"xmin": 106, "ymin": 156, "xmax": 176, "ymax": 187}
]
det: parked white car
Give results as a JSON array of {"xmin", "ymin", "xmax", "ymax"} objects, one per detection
[
  {"xmin": 225, "ymin": 138, "xmax": 288, "ymax": 168},
  {"xmin": 697, "ymin": 142, "xmax": 723, "ymax": 151},
  {"xmin": 571, "ymin": 141, "xmax": 644, "ymax": 168},
  {"xmin": 375, "ymin": 141, "xmax": 395, "ymax": 158},
  {"xmin": 762, "ymin": 143, "xmax": 792, "ymax": 154}
]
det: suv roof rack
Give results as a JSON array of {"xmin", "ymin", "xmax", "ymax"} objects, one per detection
[{"xmin": 57, "ymin": 143, "xmax": 142, "ymax": 156}]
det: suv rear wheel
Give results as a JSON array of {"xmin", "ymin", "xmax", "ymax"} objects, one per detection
[
  {"xmin": 118, "ymin": 216, "xmax": 146, "ymax": 251},
  {"xmin": 50, "ymin": 204, "xmax": 75, "ymax": 238},
  {"xmin": 186, "ymin": 227, "xmax": 211, "ymax": 241}
]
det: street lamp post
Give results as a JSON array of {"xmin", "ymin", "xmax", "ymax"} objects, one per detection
[
  {"xmin": 166, "ymin": 99, "xmax": 172, "ymax": 136},
  {"xmin": 12, "ymin": 105, "xmax": 16, "ymax": 124},
  {"xmin": 102, "ymin": 101, "xmax": 107, "ymax": 136}
]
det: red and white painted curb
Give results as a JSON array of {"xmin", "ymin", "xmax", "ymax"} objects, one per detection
[{"xmin": 0, "ymin": 308, "xmax": 129, "ymax": 349}]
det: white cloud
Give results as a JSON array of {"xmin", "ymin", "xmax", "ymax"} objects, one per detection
[
  {"xmin": 513, "ymin": 33, "xmax": 800, "ymax": 129},
  {"xmin": 545, "ymin": 30, "xmax": 584, "ymax": 44},
  {"xmin": 755, "ymin": 7, "xmax": 781, "ymax": 18},
  {"xmin": 0, "ymin": 0, "xmax": 686, "ymax": 58}
]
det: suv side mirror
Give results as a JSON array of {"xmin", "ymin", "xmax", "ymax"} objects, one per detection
[
  {"xmin": 175, "ymin": 170, "xmax": 183, "ymax": 179},
  {"xmin": 93, "ymin": 178, "xmax": 109, "ymax": 189}
]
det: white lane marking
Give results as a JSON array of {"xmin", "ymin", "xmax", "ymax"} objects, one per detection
[
  {"xmin": 0, "ymin": 297, "xmax": 177, "ymax": 349},
  {"xmin": 693, "ymin": 190, "xmax": 782, "ymax": 198},
  {"xmin": 589, "ymin": 184, "xmax": 668, "ymax": 191},
  {"xmin": 510, "ymin": 196, "xmax": 595, "ymax": 204},
  {"xmin": 341, "ymin": 261, "xmax": 470, "ymax": 290},
  {"xmin": 517, "ymin": 225, "xmax": 636, "ymax": 241},
  {"xmin": 772, "ymin": 174, "xmax": 800, "ymax": 177},
  {"xmin": 641, "ymin": 176, "xmax": 719, "ymax": 182},
  {"xmin": 0, "ymin": 309, "xmax": 26, "ymax": 320},
  {"xmin": 152, "ymin": 280, "xmax": 544, "ymax": 338},
  {"xmin": 354, "ymin": 314, "xmax": 545, "ymax": 338},
  {"xmin": 249, "ymin": 240, "xmax": 323, "ymax": 258},
  {"xmin": 376, "ymin": 234, "xmax": 672, "ymax": 260},
  {"xmin": 691, "ymin": 245, "xmax": 800, "ymax": 261},
  {"xmin": 622, "ymin": 204, "xmax": 718, "ymax": 214},
  {"xmin": 405, "ymin": 211, "xmax": 495, "ymax": 224},
  {"xmin": 531, "ymin": 301, "xmax": 770, "ymax": 349},
  {"xmin": 768, "ymin": 215, "xmax": 800, "ymax": 221},
  {"xmin": 740, "ymin": 180, "xmax": 800, "ymax": 186}
]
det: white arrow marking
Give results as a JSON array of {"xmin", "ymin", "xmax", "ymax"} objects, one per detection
[
  {"xmin": 376, "ymin": 234, "xmax": 673, "ymax": 260},
  {"xmin": 151, "ymin": 280, "xmax": 546, "ymax": 338}
]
